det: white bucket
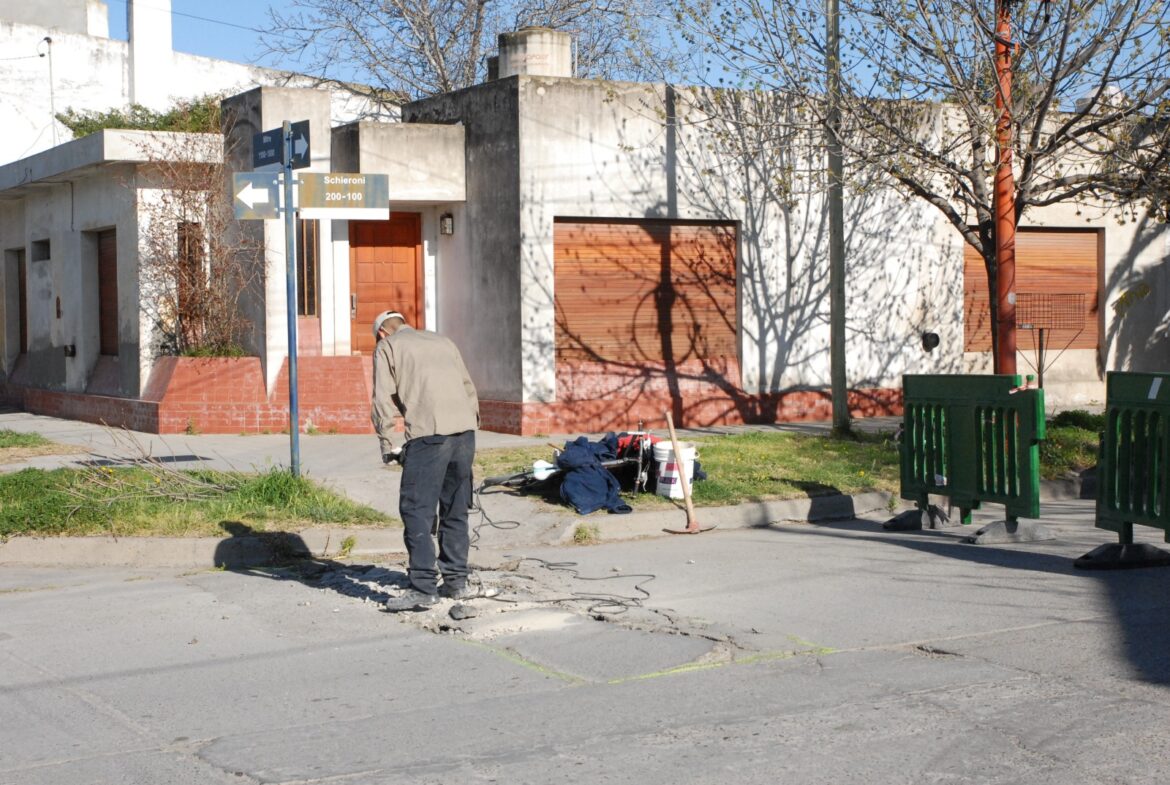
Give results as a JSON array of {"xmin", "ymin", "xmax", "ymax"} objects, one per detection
[{"xmin": 653, "ymin": 442, "xmax": 697, "ymax": 500}]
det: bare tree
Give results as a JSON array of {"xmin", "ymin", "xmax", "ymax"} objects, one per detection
[
  {"xmin": 673, "ymin": 0, "xmax": 1170, "ymax": 357},
  {"xmin": 56, "ymin": 98, "xmax": 263, "ymax": 358},
  {"xmin": 136, "ymin": 132, "xmax": 263, "ymax": 357},
  {"xmin": 262, "ymin": 0, "xmax": 672, "ymax": 103}
]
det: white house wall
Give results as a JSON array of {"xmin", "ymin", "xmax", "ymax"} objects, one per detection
[
  {"xmin": 403, "ymin": 82, "xmax": 524, "ymax": 401},
  {"xmin": 325, "ymin": 220, "xmax": 351, "ymax": 354},
  {"xmin": 127, "ymin": 0, "xmax": 172, "ymax": 110},
  {"xmin": 510, "ymin": 78, "xmax": 954, "ymax": 404},
  {"xmin": 4, "ymin": 0, "xmax": 108, "ymax": 36},
  {"xmin": 0, "ymin": 11, "xmax": 368, "ymax": 171},
  {"xmin": 840, "ymin": 188, "xmax": 967, "ymax": 384},
  {"xmin": 417, "ymin": 207, "xmax": 438, "ymax": 330},
  {"xmin": 515, "ymin": 79, "xmax": 693, "ymax": 403},
  {"xmin": 2, "ymin": 19, "xmax": 128, "ymax": 164},
  {"xmin": 1102, "ymin": 212, "xmax": 1170, "ymax": 376},
  {"xmin": 429, "ymin": 203, "xmax": 470, "ymax": 336},
  {"xmin": 0, "ymin": 163, "xmax": 142, "ymax": 393}
]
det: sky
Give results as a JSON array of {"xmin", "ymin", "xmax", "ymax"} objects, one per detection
[{"xmin": 105, "ymin": 0, "xmax": 286, "ymax": 69}]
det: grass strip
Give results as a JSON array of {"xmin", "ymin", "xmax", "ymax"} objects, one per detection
[
  {"xmin": 687, "ymin": 430, "xmax": 900, "ymax": 505},
  {"xmin": 1039, "ymin": 425, "xmax": 1099, "ymax": 479},
  {"xmin": 0, "ymin": 467, "xmax": 392, "ymax": 538},
  {"xmin": 475, "ymin": 420, "xmax": 1100, "ymax": 508},
  {"xmin": 0, "ymin": 430, "xmax": 52, "ymax": 449},
  {"xmin": 475, "ymin": 430, "xmax": 902, "ymax": 509}
]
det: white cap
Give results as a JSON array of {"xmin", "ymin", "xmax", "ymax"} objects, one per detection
[{"xmin": 372, "ymin": 310, "xmax": 404, "ymax": 337}]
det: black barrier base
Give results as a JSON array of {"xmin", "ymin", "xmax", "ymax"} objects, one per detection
[
  {"xmin": 964, "ymin": 519, "xmax": 1055, "ymax": 544},
  {"xmin": 883, "ymin": 504, "xmax": 951, "ymax": 531},
  {"xmin": 1074, "ymin": 543, "xmax": 1170, "ymax": 570}
]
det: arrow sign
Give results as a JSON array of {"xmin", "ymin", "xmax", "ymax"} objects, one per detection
[
  {"xmin": 232, "ymin": 172, "xmax": 281, "ymax": 219},
  {"xmin": 236, "ymin": 180, "xmax": 270, "ymax": 209},
  {"xmin": 253, "ymin": 120, "xmax": 310, "ymax": 171}
]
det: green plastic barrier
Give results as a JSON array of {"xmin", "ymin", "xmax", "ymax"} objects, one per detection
[
  {"xmin": 1096, "ymin": 372, "xmax": 1170, "ymax": 543},
  {"xmin": 900, "ymin": 374, "xmax": 1045, "ymax": 524}
]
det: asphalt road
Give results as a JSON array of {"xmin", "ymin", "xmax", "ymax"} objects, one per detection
[{"xmin": 4, "ymin": 499, "xmax": 1170, "ymax": 784}]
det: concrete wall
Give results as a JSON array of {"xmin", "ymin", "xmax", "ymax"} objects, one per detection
[
  {"xmin": 0, "ymin": 160, "xmax": 142, "ymax": 395},
  {"xmin": 395, "ymin": 76, "xmax": 981, "ymax": 408},
  {"xmin": 0, "ymin": 10, "xmax": 362, "ymax": 170},
  {"xmin": 504, "ymin": 78, "xmax": 949, "ymax": 405},
  {"xmin": 3, "ymin": 0, "xmax": 106, "ymax": 36},
  {"xmin": 1, "ymin": 19, "xmax": 128, "ymax": 163},
  {"xmin": 331, "ymin": 122, "xmax": 466, "ymax": 203},
  {"xmin": 1099, "ymin": 213, "xmax": 1170, "ymax": 380},
  {"xmin": 405, "ymin": 80, "xmax": 523, "ymax": 401},
  {"xmin": 504, "ymin": 77, "xmax": 1169, "ymax": 410}
]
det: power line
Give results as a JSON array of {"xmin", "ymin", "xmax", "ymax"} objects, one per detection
[{"xmin": 105, "ymin": 0, "xmax": 268, "ymax": 36}]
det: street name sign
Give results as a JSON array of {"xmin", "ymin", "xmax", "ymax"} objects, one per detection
[
  {"xmin": 253, "ymin": 120, "xmax": 310, "ymax": 171},
  {"xmin": 297, "ymin": 173, "xmax": 390, "ymax": 220},
  {"xmin": 232, "ymin": 172, "xmax": 281, "ymax": 219}
]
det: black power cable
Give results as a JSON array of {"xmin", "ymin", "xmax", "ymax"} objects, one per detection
[{"xmin": 469, "ymin": 481, "xmax": 659, "ymax": 616}]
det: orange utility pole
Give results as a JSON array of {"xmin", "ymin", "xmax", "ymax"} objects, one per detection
[{"xmin": 993, "ymin": 0, "xmax": 1018, "ymax": 375}]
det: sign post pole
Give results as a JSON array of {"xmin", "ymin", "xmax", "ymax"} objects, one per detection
[
  {"xmin": 234, "ymin": 119, "xmax": 380, "ymax": 478},
  {"xmin": 282, "ymin": 120, "xmax": 301, "ymax": 477}
]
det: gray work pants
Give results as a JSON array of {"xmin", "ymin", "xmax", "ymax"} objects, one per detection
[{"xmin": 398, "ymin": 430, "xmax": 475, "ymax": 594}]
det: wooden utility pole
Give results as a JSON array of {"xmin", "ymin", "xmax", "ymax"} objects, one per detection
[{"xmin": 826, "ymin": 0, "xmax": 850, "ymax": 432}]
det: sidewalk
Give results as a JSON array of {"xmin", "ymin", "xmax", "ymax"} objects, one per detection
[{"xmin": 0, "ymin": 408, "xmax": 1081, "ymax": 568}]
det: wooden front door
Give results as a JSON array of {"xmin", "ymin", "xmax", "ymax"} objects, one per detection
[
  {"xmin": 349, "ymin": 212, "xmax": 423, "ymax": 355},
  {"xmin": 97, "ymin": 229, "xmax": 119, "ymax": 356}
]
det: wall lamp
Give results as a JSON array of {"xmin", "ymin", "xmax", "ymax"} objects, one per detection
[{"xmin": 439, "ymin": 213, "xmax": 454, "ymax": 235}]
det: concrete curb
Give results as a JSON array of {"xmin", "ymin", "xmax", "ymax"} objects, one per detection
[
  {"xmin": 0, "ymin": 528, "xmax": 408, "ymax": 569},
  {"xmin": 580, "ymin": 492, "xmax": 895, "ymax": 543},
  {"xmin": 0, "ymin": 493, "xmax": 896, "ymax": 569},
  {"xmin": 0, "ymin": 480, "xmax": 1086, "ymax": 569}
]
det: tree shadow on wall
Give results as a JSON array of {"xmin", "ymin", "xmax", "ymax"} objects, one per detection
[
  {"xmin": 1102, "ymin": 212, "xmax": 1169, "ymax": 376},
  {"xmin": 525, "ymin": 84, "xmax": 943, "ymax": 433}
]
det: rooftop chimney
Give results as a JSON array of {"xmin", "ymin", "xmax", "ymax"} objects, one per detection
[
  {"xmin": 496, "ymin": 27, "xmax": 572, "ymax": 80},
  {"xmin": 128, "ymin": 0, "xmax": 173, "ymax": 110}
]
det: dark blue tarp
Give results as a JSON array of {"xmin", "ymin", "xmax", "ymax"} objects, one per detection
[{"xmin": 555, "ymin": 434, "xmax": 631, "ymax": 515}]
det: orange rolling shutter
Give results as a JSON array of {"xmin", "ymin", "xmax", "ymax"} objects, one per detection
[
  {"xmin": 964, "ymin": 228, "xmax": 1099, "ymax": 352},
  {"xmin": 554, "ymin": 219, "xmax": 737, "ymax": 364}
]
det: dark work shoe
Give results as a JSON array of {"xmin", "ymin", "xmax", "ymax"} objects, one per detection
[
  {"xmin": 383, "ymin": 589, "xmax": 440, "ymax": 612},
  {"xmin": 438, "ymin": 582, "xmax": 476, "ymax": 601},
  {"xmin": 439, "ymin": 582, "xmax": 498, "ymax": 600}
]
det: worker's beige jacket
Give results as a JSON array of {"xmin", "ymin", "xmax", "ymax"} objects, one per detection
[{"xmin": 371, "ymin": 326, "xmax": 479, "ymax": 453}]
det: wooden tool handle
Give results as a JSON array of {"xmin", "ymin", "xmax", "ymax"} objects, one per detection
[{"xmin": 664, "ymin": 411, "xmax": 698, "ymax": 530}]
